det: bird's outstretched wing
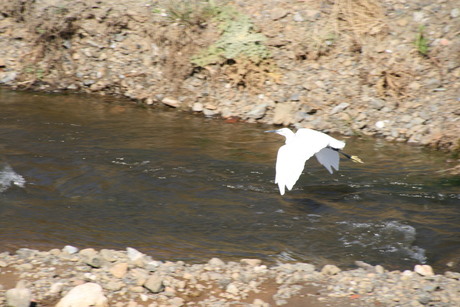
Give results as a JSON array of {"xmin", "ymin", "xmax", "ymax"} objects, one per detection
[
  {"xmin": 315, "ymin": 147, "xmax": 340, "ymax": 174},
  {"xmin": 275, "ymin": 129, "xmax": 345, "ymax": 194},
  {"xmin": 275, "ymin": 144, "xmax": 309, "ymax": 195}
]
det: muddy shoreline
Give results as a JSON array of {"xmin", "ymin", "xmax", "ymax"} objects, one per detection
[
  {"xmin": 0, "ymin": 0, "xmax": 459, "ymax": 155},
  {"xmin": 1, "ymin": 246, "xmax": 459, "ymax": 307}
]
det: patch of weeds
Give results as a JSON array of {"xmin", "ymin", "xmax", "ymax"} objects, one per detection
[
  {"xmin": 191, "ymin": 6, "xmax": 270, "ymax": 66},
  {"xmin": 23, "ymin": 65, "xmax": 45, "ymax": 80},
  {"xmin": 415, "ymin": 25, "xmax": 429, "ymax": 56},
  {"xmin": 305, "ymin": 29, "xmax": 337, "ymax": 60},
  {"xmin": 154, "ymin": 0, "xmax": 222, "ymax": 28}
]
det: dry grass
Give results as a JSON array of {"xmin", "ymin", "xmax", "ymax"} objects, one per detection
[{"xmin": 330, "ymin": 0, "xmax": 388, "ymax": 43}]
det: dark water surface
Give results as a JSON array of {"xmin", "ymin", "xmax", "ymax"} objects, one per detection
[{"xmin": 1, "ymin": 89, "xmax": 459, "ymax": 271}]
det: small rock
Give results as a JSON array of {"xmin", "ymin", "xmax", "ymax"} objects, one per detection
[
  {"xmin": 6, "ymin": 280, "xmax": 31, "ymax": 307},
  {"xmin": 169, "ymin": 297, "xmax": 185, "ymax": 307},
  {"xmin": 126, "ymin": 247, "xmax": 144, "ymax": 263},
  {"xmin": 15, "ymin": 248, "xmax": 35, "ymax": 259},
  {"xmin": 144, "ymin": 274, "xmax": 163, "ymax": 293},
  {"xmin": 417, "ymin": 293, "xmax": 431, "ymax": 305},
  {"xmin": 240, "ymin": 259, "xmax": 262, "ymax": 266},
  {"xmin": 292, "ymin": 12, "xmax": 304, "ymax": 22},
  {"xmin": 226, "ymin": 283, "xmax": 239, "ymax": 295},
  {"xmin": 273, "ymin": 102, "xmax": 295, "ymax": 125},
  {"xmin": 162, "ymin": 97, "xmax": 180, "ymax": 108},
  {"xmin": 203, "ymin": 108, "xmax": 218, "ymax": 117},
  {"xmin": 99, "ymin": 249, "xmax": 119, "ymax": 262},
  {"xmin": 192, "ymin": 102, "xmax": 204, "ymax": 112},
  {"xmin": 109, "ymin": 262, "xmax": 128, "ymax": 278},
  {"xmin": 321, "ymin": 264, "xmax": 341, "ymax": 276},
  {"xmin": 62, "ymin": 245, "xmax": 79, "ymax": 254},
  {"xmin": 208, "ymin": 257, "xmax": 225, "ymax": 267},
  {"xmin": 414, "ymin": 265, "xmax": 434, "ymax": 276},
  {"xmin": 0, "ymin": 72, "xmax": 17, "ymax": 84},
  {"xmin": 56, "ymin": 283, "xmax": 108, "ymax": 307},
  {"xmin": 253, "ymin": 298, "xmax": 268, "ymax": 306},
  {"xmin": 271, "ymin": 8, "xmax": 289, "ymax": 20},
  {"xmin": 105, "ymin": 280, "xmax": 124, "ymax": 291},
  {"xmin": 129, "ymin": 286, "xmax": 145, "ymax": 293},
  {"xmin": 451, "ymin": 8, "xmax": 459, "ymax": 18},
  {"xmin": 79, "ymin": 248, "xmax": 97, "ymax": 257},
  {"xmin": 47, "ymin": 282, "xmax": 64, "ymax": 296},
  {"xmin": 413, "ymin": 11, "xmax": 425, "ymax": 22},
  {"xmin": 330, "ymin": 102, "xmax": 350, "ymax": 115},
  {"xmin": 246, "ymin": 104, "xmax": 267, "ymax": 120}
]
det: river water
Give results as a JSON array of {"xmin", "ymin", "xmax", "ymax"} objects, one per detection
[{"xmin": 1, "ymin": 89, "xmax": 459, "ymax": 271}]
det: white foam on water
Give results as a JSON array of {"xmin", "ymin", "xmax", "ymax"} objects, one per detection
[
  {"xmin": 337, "ymin": 220, "xmax": 427, "ymax": 263},
  {"xmin": 0, "ymin": 164, "xmax": 26, "ymax": 193}
]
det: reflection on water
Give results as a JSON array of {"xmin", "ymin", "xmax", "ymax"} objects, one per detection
[{"xmin": 0, "ymin": 89, "xmax": 459, "ymax": 271}]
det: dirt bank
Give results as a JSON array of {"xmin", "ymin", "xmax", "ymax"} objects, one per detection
[{"xmin": 0, "ymin": 0, "xmax": 459, "ymax": 156}]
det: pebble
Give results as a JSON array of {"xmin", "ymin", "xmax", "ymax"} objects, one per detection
[
  {"xmin": 414, "ymin": 264, "xmax": 434, "ymax": 276},
  {"xmin": 62, "ymin": 245, "xmax": 79, "ymax": 254},
  {"xmin": 321, "ymin": 264, "xmax": 341, "ymax": 276},
  {"xmin": 144, "ymin": 274, "xmax": 164, "ymax": 293},
  {"xmin": 109, "ymin": 262, "xmax": 128, "ymax": 278},
  {"xmin": 5, "ymin": 281, "xmax": 31, "ymax": 307}
]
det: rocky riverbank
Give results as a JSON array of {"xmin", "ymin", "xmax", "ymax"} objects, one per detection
[
  {"xmin": 1, "ymin": 246, "xmax": 460, "ymax": 307},
  {"xmin": 0, "ymin": 0, "xmax": 459, "ymax": 155}
]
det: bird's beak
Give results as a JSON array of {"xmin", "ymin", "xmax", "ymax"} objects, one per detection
[{"xmin": 265, "ymin": 130, "xmax": 278, "ymax": 133}]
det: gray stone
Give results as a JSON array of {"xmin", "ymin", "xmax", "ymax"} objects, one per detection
[{"xmin": 246, "ymin": 104, "xmax": 267, "ymax": 119}]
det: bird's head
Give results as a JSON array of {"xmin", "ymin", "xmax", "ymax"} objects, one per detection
[{"xmin": 265, "ymin": 128, "xmax": 295, "ymax": 140}]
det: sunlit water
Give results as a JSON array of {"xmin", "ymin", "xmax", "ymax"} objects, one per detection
[{"xmin": 1, "ymin": 89, "xmax": 459, "ymax": 271}]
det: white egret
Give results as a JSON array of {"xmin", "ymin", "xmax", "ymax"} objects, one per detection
[{"xmin": 266, "ymin": 128, "xmax": 363, "ymax": 195}]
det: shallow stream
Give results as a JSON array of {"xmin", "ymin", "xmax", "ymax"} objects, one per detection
[{"xmin": 1, "ymin": 89, "xmax": 459, "ymax": 271}]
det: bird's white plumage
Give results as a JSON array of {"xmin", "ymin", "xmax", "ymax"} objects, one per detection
[{"xmin": 268, "ymin": 128, "xmax": 345, "ymax": 195}]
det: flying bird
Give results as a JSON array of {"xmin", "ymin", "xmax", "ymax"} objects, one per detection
[{"xmin": 266, "ymin": 128, "xmax": 363, "ymax": 195}]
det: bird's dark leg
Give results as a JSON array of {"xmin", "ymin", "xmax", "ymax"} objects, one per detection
[{"xmin": 329, "ymin": 147, "xmax": 364, "ymax": 163}]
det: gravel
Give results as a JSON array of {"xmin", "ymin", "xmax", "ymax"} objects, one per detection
[{"xmin": 1, "ymin": 247, "xmax": 459, "ymax": 306}]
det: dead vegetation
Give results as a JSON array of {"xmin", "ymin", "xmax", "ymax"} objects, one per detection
[{"xmin": 330, "ymin": 0, "xmax": 388, "ymax": 44}]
